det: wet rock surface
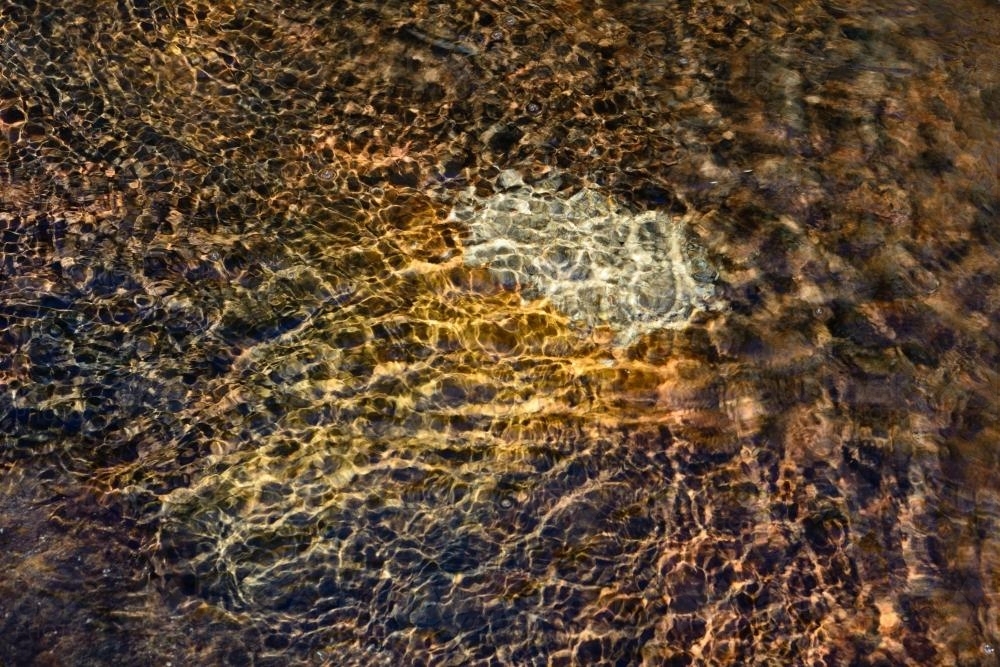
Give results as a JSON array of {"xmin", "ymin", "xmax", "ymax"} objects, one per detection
[
  {"xmin": 1, "ymin": 0, "xmax": 999, "ymax": 665},
  {"xmin": 452, "ymin": 178, "xmax": 719, "ymax": 345}
]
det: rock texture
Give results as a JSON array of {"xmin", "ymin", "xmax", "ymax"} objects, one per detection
[
  {"xmin": 452, "ymin": 176, "xmax": 719, "ymax": 345},
  {"xmin": 1, "ymin": 1, "xmax": 998, "ymax": 666}
]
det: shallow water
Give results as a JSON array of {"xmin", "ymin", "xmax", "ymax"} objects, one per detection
[{"xmin": 1, "ymin": 1, "xmax": 998, "ymax": 665}]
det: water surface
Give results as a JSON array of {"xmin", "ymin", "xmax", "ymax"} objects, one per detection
[{"xmin": 1, "ymin": 1, "xmax": 998, "ymax": 664}]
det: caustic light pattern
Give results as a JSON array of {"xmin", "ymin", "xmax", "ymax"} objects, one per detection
[{"xmin": 452, "ymin": 174, "xmax": 720, "ymax": 345}]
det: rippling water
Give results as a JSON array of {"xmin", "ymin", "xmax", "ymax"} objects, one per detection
[{"xmin": 1, "ymin": 1, "xmax": 998, "ymax": 665}]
